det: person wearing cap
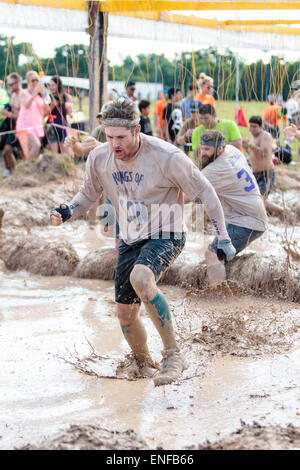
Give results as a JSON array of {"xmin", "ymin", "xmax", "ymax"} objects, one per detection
[
  {"xmin": 123, "ymin": 80, "xmax": 139, "ymax": 111},
  {"xmin": 197, "ymin": 129, "xmax": 267, "ymax": 285},
  {"xmin": 181, "ymin": 83, "xmax": 201, "ymax": 121},
  {"xmin": 176, "ymin": 100, "xmax": 202, "ymax": 155},
  {"xmin": 51, "ymin": 99, "xmax": 236, "ymax": 386}
]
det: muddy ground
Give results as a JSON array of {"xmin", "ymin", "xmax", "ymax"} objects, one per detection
[{"xmin": 0, "ymin": 155, "xmax": 300, "ymax": 450}]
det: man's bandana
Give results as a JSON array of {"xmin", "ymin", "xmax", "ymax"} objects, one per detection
[
  {"xmin": 200, "ymin": 138, "xmax": 225, "ymax": 147},
  {"xmin": 100, "ymin": 117, "xmax": 140, "ymax": 127}
]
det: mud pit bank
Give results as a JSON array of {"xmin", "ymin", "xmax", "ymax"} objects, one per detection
[
  {"xmin": 0, "ymin": 271, "xmax": 299, "ymax": 450},
  {"xmin": 0, "ymin": 236, "xmax": 299, "ymax": 301}
]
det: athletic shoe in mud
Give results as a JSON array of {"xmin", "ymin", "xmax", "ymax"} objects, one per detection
[
  {"xmin": 2, "ymin": 169, "xmax": 10, "ymax": 178},
  {"xmin": 153, "ymin": 349, "xmax": 186, "ymax": 386},
  {"xmin": 116, "ymin": 353, "xmax": 160, "ymax": 380}
]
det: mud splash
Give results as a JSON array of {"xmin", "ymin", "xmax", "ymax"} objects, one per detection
[{"xmin": 0, "ymin": 271, "xmax": 299, "ymax": 450}]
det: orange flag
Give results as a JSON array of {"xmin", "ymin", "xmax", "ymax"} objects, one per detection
[{"xmin": 235, "ymin": 108, "xmax": 248, "ymax": 127}]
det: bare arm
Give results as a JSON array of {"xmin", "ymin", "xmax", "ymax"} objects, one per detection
[
  {"xmin": 250, "ymin": 133, "xmax": 273, "ymax": 158},
  {"xmin": 64, "ymin": 135, "xmax": 101, "ymax": 158},
  {"xmin": 284, "ymin": 124, "xmax": 300, "ymax": 141},
  {"xmin": 176, "ymin": 124, "xmax": 187, "ymax": 146},
  {"xmin": 163, "ymin": 118, "xmax": 171, "ymax": 143}
]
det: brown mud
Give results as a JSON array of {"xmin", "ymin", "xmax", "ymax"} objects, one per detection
[
  {"xmin": 196, "ymin": 422, "xmax": 300, "ymax": 450},
  {"xmin": 20, "ymin": 425, "xmax": 149, "ymax": 450},
  {"xmin": 0, "ymin": 163, "xmax": 300, "ymax": 450}
]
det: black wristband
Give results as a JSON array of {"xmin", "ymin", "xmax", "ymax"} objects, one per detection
[{"xmin": 52, "ymin": 204, "xmax": 72, "ymax": 223}]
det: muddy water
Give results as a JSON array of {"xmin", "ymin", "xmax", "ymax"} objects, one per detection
[{"xmin": 0, "ymin": 265, "xmax": 299, "ymax": 450}]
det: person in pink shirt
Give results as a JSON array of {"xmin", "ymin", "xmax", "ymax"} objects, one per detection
[{"xmin": 16, "ymin": 70, "xmax": 50, "ymax": 159}]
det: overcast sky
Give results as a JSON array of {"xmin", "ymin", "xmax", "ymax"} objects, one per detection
[{"xmin": 1, "ymin": 9, "xmax": 300, "ymax": 65}]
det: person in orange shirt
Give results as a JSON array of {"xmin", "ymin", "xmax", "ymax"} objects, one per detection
[
  {"xmin": 153, "ymin": 89, "xmax": 168, "ymax": 139},
  {"xmin": 262, "ymin": 99, "xmax": 288, "ymax": 139},
  {"xmin": 195, "ymin": 72, "xmax": 216, "ymax": 108}
]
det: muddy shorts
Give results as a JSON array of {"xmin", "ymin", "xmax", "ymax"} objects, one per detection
[
  {"xmin": 253, "ymin": 169, "xmax": 275, "ymax": 197},
  {"xmin": 208, "ymin": 223, "xmax": 264, "ymax": 256},
  {"xmin": 115, "ymin": 232, "xmax": 186, "ymax": 304}
]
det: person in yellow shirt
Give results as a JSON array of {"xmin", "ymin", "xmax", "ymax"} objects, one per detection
[{"xmin": 195, "ymin": 72, "xmax": 216, "ymax": 108}]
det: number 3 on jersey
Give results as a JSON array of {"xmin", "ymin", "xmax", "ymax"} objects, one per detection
[{"xmin": 237, "ymin": 168, "xmax": 255, "ymax": 192}]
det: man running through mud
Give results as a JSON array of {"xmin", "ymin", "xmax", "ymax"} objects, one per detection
[
  {"xmin": 50, "ymin": 99, "xmax": 235, "ymax": 386},
  {"xmin": 198, "ymin": 130, "xmax": 268, "ymax": 285}
]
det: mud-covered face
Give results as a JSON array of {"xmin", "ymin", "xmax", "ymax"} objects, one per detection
[
  {"xmin": 105, "ymin": 125, "xmax": 140, "ymax": 161},
  {"xmin": 200, "ymin": 144, "xmax": 223, "ymax": 168}
]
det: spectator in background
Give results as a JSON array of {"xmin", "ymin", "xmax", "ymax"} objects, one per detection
[
  {"xmin": 47, "ymin": 75, "xmax": 73, "ymax": 154},
  {"xmin": 286, "ymin": 90, "xmax": 299, "ymax": 125},
  {"xmin": 0, "ymin": 73, "xmax": 22, "ymax": 177},
  {"xmin": 192, "ymin": 104, "xmax": 242, "ymax": 163},
  {"xmin": 181, "ymin": 83, "xmax": 201, "ymax": 121},
  {"xmin": 242, "ymin": 116, "xmax": 275, "ymax": 198},
  {"xmin": 195, "ymin": 73, "xmax": 216, "ymax": 108},
  {"xmin": 154, "ymin": 89, "xmax": 167, "ymax": 139},
  {"xmin": 16, "ymin": 70, "xmax": 50, "ymax": 159},
  {"xmin": 139, "ymin": 100, "xmax": 153, "ymax": 136},
  {"xmin": 162, "ymin": 87, "xmax": 183, "ymax": 145},
  {"xmin": 0, "ymin": 80, "xmax": 9, "ymax": 119},
  {"xmin": 285, "ymin": 123, "xmax": 300, "ymax": 158},
  {"xmin": 123, "ymin": 80, "xmax": 138, "ymax": 110},
  {"xmin": 262, "ymin": 98, "xmax": 287, "ymax": 139},
  {"xmin": 176, "ymin": 100, "xmax": 202, "ymax": 155}
]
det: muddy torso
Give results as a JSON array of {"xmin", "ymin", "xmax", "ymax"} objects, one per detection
[{"xmin": 249, "ymin": 131, "xmax": 274, "ymax": 173}]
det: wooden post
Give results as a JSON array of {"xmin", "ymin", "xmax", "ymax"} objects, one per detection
[{"xmin": 87, "ymin": 2, "xmax": 108, "ymax": 132}]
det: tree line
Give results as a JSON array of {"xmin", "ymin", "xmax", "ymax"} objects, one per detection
[{"xmin": 1, "ymin": 34, "xmax": 299, "ymax": 101}]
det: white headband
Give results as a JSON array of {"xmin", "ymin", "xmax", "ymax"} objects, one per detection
[{"xmin": 101, "ymin": 117, "xmax": 140, "ymax": 127}]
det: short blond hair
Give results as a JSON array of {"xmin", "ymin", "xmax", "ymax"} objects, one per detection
[{"xmin": 26, "ymin": 70, "xmax": 39, "ymax": 82}]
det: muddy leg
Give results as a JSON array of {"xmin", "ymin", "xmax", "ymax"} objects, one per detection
[
  {"xmin": 2, "ymin": 145, "xmax": 16, "ymax": 172},
  {"xmin": 205, "ymin": 249, "xmax": 226, "ymax": 286},
  {"xmin": 28, "ymin": 134, "xmax": 41, "ymax": 159},
  {"xmin": 0, "ymin": 208, "xmax": 4, "ymax": 233},
  {"xmin": 116, "ymin": 302, "xmax": 152, "ymax": 363}
]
